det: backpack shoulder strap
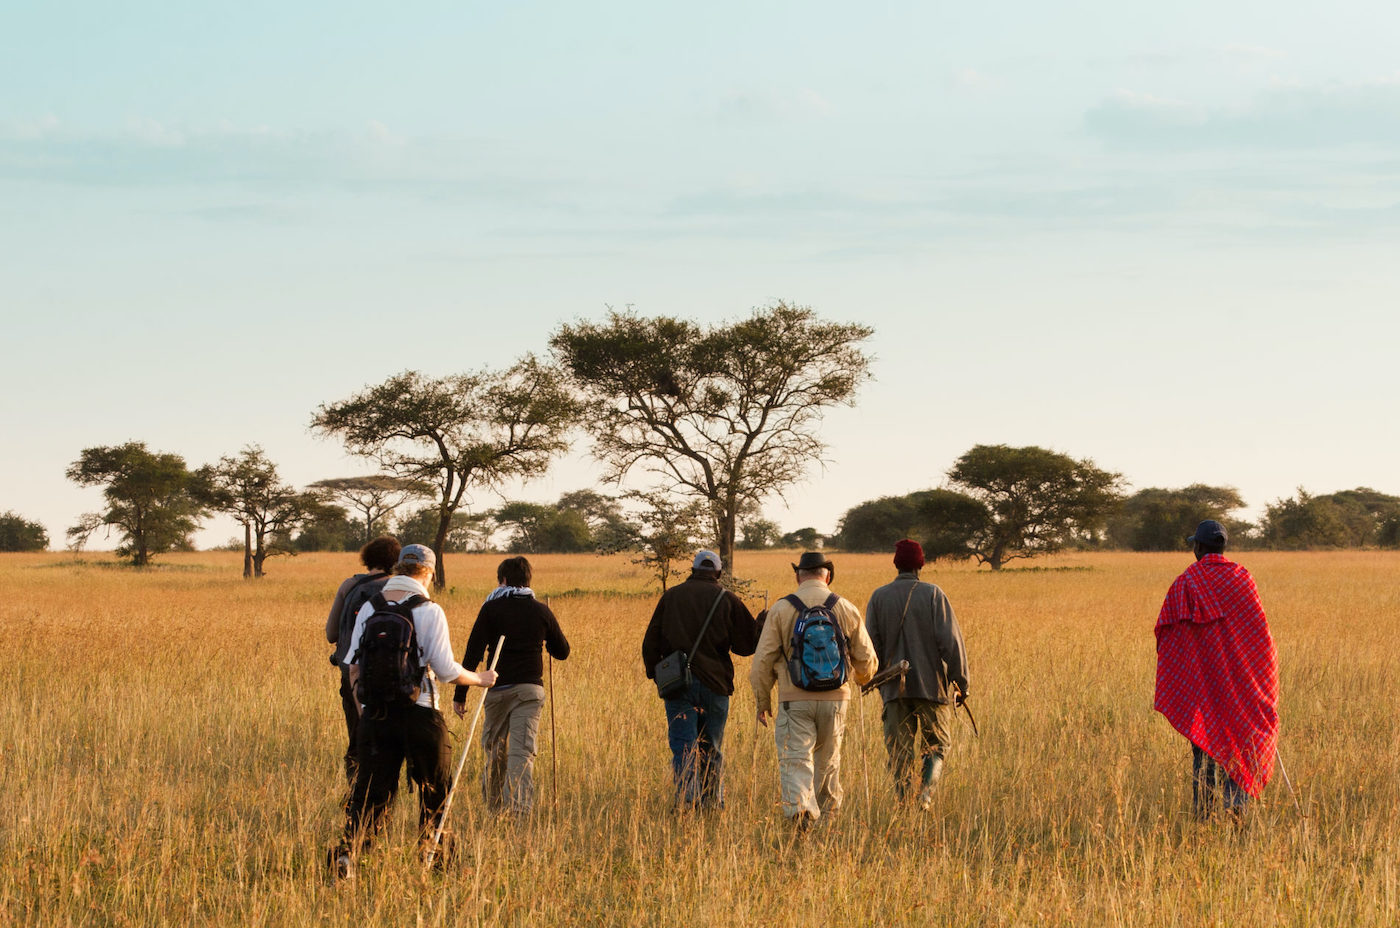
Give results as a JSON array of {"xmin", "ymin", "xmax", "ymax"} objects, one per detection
[
  {"xmin": 783, "ymin": 593, "xmax": 806, "ymax": 614},
  {"xmin": 823, "ymin": 593, "xmax": 840, "ymax": 610}
]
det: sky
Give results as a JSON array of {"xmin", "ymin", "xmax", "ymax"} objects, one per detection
[{"xmin": 4, "ymin": 1, "xmax": 1399, "ymax": 549}]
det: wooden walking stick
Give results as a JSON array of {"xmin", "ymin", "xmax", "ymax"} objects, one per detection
[
  {"xmin": 424, "ymin": 634, "xmax": 505, "ymax": 870},
  {"xmin": 545, "ymin": 594, "xmax": 557, "ymax": 807},
  {"xmin": 548, "ymin": 653, "xmax": 558, "ymax": 806}
]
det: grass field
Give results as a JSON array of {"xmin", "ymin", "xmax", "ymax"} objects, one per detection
[{"xmin": 2, "ymin": 548, "xmax": 1397, "ymax": 927}]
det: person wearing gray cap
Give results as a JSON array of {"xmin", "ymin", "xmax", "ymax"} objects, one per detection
[
  {"xmin": 642, "ymin": 550, "xmax": 757, "ymax": 810},
  {"xmin": 332, "ymin": 544, "xmax": 498, "ymax": 879}
]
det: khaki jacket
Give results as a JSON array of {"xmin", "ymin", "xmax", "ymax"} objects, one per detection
[{"xmin": 749, "ymin": 578, "xmax": 878, "ymax": 714}]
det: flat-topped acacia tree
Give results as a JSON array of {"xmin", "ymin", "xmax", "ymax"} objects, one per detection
[
  {"xmin": 308, "ymin": 475, "xmax": 426, "ymax": 545},
  {"xmin": 550, "ymin": 302, "xmax": 873, "ymax": 574},
  {"xmin": 310, "ymin": 357, "xmax": 581, "ymax": 589}
]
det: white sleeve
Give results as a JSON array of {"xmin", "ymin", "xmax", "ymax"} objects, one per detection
[
  {"xmin": 341, "ymin": 601, "xmax": 374, "ymax": 667},
  {"xmin": 415, "ymin": 603, "xmax": 468, "ymax": 682}
]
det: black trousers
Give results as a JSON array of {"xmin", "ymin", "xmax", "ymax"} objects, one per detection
[
  {"xmin": 342, "ymin": 703, "xmax": 453, "ymax": 851},
  {"xmin": 338, "ymin": 667, "xmax": 360, "ymax": 784}
]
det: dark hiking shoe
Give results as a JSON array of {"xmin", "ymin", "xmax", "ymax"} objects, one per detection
[{"xmin": 328, "ymin": 848, "xmax": 354, "ymax": 883}]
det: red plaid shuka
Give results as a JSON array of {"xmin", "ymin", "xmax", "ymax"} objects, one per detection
[{"xmin": 1154, "ymin": 554, "xmax": 1278, "ymax": 797}]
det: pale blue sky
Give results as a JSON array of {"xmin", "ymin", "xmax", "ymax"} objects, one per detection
[{"xmin": 4, "ymin": 1, "xmax": 1398, "ymax": 548}]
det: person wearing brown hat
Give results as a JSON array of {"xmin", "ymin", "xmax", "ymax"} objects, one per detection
[
  {"xmin": 865, "ymin": 539, "xmax": 970, "ymax": 810},
  {"xmin": 749, "ymin": 551, "xmax": 877, "ymax": 824}
]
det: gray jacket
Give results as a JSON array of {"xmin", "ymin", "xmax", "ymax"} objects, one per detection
[{"xmin": 864, "ymin": 571, "xmax": 969, "ymax": 704}]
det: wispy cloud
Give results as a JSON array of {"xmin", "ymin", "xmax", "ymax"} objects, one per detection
[
  {"xmin": 1086, "ymin": 77, "xmax": 1400, "ymax": 149},
  {"xmin": 713, "ymin": 87, "xmax": 832, "ymax": 126}
]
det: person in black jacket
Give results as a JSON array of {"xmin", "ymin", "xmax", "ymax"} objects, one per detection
[
  {"xmin": 452, "ymin": 556, "xmax": 569, "ymax": 815},
  {"xmin": 641, "ymin": 550, "xmax": 757, "ymax": 811},
  {"xmin": 324, "ymin": 535, "xmax": 400, "ymax": 786}
]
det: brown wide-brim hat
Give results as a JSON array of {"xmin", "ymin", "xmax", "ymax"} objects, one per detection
[{"xmin": 792, "ymin": 551, "xmax": 835, "ymax": 583}]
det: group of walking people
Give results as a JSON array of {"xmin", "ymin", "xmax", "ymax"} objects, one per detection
[
  {"xmin": 322, "ymin": 518, "xmax": 1278, "ymax": 879},
  {"xmin": 643, "ymin": 541, "xmax": 969, "ymax": 824}
]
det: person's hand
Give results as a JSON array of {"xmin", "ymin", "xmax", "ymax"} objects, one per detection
[
  {"xmin": 477, "ymin": 669, "xmax": 498, "ymax": 688},
  {"xmin": 756, "ymin": 709, "xmax": 771, "ymax": 728},
  {"xmin": 452, "ymin": 700, "xmax": 467, "ymax": 718},
  {"xmin": 953, "ymin": 689, "xmax": 968, "ymax": 708}
]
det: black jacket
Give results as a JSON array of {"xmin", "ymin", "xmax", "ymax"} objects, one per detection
[
  {"xmin": 641, "ymin": 572, "xmax": 757, "ymax": 695},
  {"xmin": 453, "ymin": 594, "xmax": 569, "ymax": 701}
]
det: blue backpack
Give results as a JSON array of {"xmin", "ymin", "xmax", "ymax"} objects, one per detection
[{"xmin": 784, "ymin": 593, "xmax": 849, "ymax": 692}]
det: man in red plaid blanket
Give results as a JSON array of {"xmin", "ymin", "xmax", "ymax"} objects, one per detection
[{"xmin": 1155, "ymin": 520, "xmax": 1278, "ymax": 819}]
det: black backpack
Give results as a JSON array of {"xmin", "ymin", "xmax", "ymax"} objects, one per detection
[
  {"xmin": 352, "ymin": 593, "xmax": 428, "ymax": 716},
  {"xmin": 331, "ymin": 573, "xmax": 390, "ymax": 666}
]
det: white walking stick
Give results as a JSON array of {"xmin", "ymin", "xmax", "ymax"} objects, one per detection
[
  {"xmin": 1276, "ymin": 746, "xmax": 1305, "ymax": 817},
  {"xmin": 425, "ymin": 634, "xmax": 505, "ymax": 869}
]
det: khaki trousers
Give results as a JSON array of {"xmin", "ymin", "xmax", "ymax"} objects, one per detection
[
  {"xmin": 774, "ymin": 699, "xmax": 848, "ymax": 820},
  {"xmin": 481, "ymin": 684, "xmax": 546, "ymax": 814}
]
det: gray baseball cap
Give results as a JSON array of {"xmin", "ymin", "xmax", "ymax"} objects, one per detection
[
  {"xmin": 396, "ymin": 543, "xmax": 436, "ymax": 570},
  {"xmin": 692, "ymin": 549, "xmax": 722, "ymax": 571}
]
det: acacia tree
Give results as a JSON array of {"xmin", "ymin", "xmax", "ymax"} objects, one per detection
[
  {"xmin": 205, "ymin": 445, "xmax": 316, "ymax": 578},
  {"xmin": 0, "ymin": 512, "xmax": 49, "ymax": 551},
  {"xmin": 947, "ymin": 444, "xmax": 1123, "ymax": 570},
  {"xmin": 310, "ymin": 357, "xmax": 582, "ymax": 589},
  {"xmin": 1106, "ymin": 484, "xmax": 1247, "ymax": 551},
  {"xmin": 623, "ymin": 489, "xmax": 709, "ymax": 591},
  {"xmin": 309, "ymin": 475, "xmax": 424, "ymax": 544},
  {"xmin": 65, "ymin": 442, "xmax": 210, "ymax": 566},
  {"xmin": 550, "ymin": 303, "xmax": 873, "ymax": 573}
]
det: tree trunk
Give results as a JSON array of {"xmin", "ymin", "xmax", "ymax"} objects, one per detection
[
  {"xmin": 253, "ymin": 530, "xmax": 266, "ymax": 578},
  {"xmin": 432, "ymin": 507, "xmax": 451, "ymax": 590},
  {"xmin": 243, "ymin": 522, "xmax": 253, "ymax": 579},
  {"xmin": 717, "ymin": 507, "xmax": 738, "ymax": 577}
]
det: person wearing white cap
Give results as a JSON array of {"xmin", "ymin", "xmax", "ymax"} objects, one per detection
[
  {"xmin": 641, "ymin": 550, "xmax": 757, "ymax": 810},
  {"xmin": 332, "ymin": 544, "xmax": 497, "ymax": 879}
]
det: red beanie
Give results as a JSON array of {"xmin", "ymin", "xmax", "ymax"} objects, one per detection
[{"xmin": 893, "ymin": 539, "xmax": 925, "ymax": 571}]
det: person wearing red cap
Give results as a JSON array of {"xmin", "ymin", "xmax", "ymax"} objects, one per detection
[{"xmin": 864, "ymin": 539, "xmax": 970, "ymax": 810}]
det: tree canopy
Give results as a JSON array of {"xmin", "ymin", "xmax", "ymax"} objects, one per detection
[
  {"xmin": 204, "ymin": 445, "xmax": 316, "ymax": 577},
  {"xmin": 1259, "ymin": 487, "xmax": 1400, "ymax": 549},
  {"xmin": 550, "ymin": 302, "xmax": 873, "ymax": 573},
  {"xmin": 308, "ymin": 475, "xmax": 424, "ymax": 545},
  {"xmin": 621, "ymin": 489, "xmax": 709, "ymax": 591},
  {"xmin": 947, "ymin": 444, "xmax": 1123, "ymax": 569},
  {"xmin": 832, "ymin": 488, "xmax": 987, "ymax": 560},
  {"xmin": 65, "ymin": 442, "xmax": 210, "ymax": 566},
  {"xmin": 310, "ymin": 358, "xmax": 581, "ymax": 588},
  {"xmin": 1106, "ymin": 484, "xmax": 1247, "ymax": 551},
  {"xmin": 0, "ymin": 512, "xmax": 49, "ymax": 552}
]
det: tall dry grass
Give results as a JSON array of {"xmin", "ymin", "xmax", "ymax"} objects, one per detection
[{"xmin": 2, "ymin": 549, "xmax": 1396, "ymax": 927}]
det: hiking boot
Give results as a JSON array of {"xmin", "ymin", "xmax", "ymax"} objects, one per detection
[
  {"xmin": 918, "ymin": 755, "xmax": 945, "ymax": 811},
  {"xmin": 330, "ymin": 849, "xmax": 354, "ymax": 882}
]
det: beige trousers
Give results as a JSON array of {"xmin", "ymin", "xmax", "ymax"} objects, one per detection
[
  {"xmin": 774, "ymin": 699, "xmax": 848, "ymax": 820},
  {"xmin": 480, "ymin": 684, "xmax": 545, "ymax": 814}
]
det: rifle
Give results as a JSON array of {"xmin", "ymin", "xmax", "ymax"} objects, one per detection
[{"xmin": 860, "ymin": 659, "xmax": 910, "ymax": 696}]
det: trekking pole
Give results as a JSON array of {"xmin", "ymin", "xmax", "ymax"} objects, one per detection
[
  {"xmin": 425, "ymin": 634, "xmax": 505, "ymax": 870},
  {"xmin": 1276, "ymin": 746, "xmax": 1305, "ymax": 817},
  {"xmin": 548, "ymin": 654, "xmax": 558, "ymax": 806},
  {"xmin": 546, "ymin": 594, "xmax": 557, "ymax": 807}
]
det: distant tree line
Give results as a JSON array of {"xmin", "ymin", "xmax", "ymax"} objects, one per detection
[
  {"xmin": 831, "ymin": 444, "xmax": 1400, "ymax": 566},
  {"xmin": 23, "ymin": 304, "xmax": 1399, "ymax": 572}
]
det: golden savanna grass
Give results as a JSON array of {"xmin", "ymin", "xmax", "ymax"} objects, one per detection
[{"xmin": 3, "ymin": 549, "xmax": 1397, "ymax": 927}]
